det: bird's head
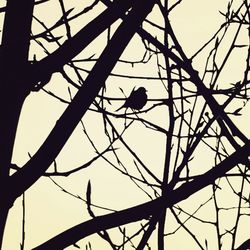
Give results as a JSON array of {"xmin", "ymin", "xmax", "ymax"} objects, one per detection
[{"xmin": 137, "ymin": 87, "xmax": 147, "ymax": 93}]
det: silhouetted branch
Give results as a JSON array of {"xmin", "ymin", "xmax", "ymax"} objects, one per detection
[
  {"xmin": 170, "ymin": 208, "xmax": 205, "ymax": 250},
  {"xmin": 28, "ymin": 0, "xmax": 134, "ymax": 90},
  {"xmin": 33, "ymin": 139, "xmax": 250, "ymax": 249},
  {"xmin": 1, "ymin": 0, "xmax": 249, "ymax": 248},
  {"xmin": 235, "ymin": 238, "xmax": 250, "ymax": 250},
  {"xmin": 9, "ymin": 0, "xmax": 155, "ymax": 205},
  {"xmin": 20, "ymin": 193, "xmax": 26, "ymax": 250}
]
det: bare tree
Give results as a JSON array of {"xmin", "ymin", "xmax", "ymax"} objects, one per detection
[{"xmin": 0, "ymin": 0, "xmax": 250, "ymax": 249}]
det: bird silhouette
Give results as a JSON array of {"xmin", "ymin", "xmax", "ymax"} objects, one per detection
[{"xmin": 116, "ymin": 87, "xmax": 147, "ymax": 112}]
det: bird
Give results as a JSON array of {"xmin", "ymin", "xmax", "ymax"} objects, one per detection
[{"xmin": 116, "ymin": 87, "xmax": 147, "ymax": 112}]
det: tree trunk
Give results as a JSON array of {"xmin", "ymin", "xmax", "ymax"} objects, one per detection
[
  {"xmin": 0, "ymin": 87, "xmax": 27, "ymax": 248},
  {"xmin": 0, "ymin": 0, "xmax": 34, "ymax": 247}
]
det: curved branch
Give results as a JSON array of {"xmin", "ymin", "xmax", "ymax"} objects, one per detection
[{"xmin": 33, "ymin": 140, "xmax": 250, "ymax": 249}]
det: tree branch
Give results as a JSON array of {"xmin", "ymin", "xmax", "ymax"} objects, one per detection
[
  {"xmin": 9, "ymin": 0, "xmax": 155, "ymax": 204},
  {"xmin": 33, "ymin": 140, "xmax": 250, "ymax": 249},
  {"xmin": 28, "ymin": 0, "xmax": 133, "ymax": 90}
]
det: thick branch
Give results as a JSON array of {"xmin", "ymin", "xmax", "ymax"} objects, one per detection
[
  {"xmin": 33, "ymin": 140, "xmax": 250, "ymax": 249},
  {"xmin": 29, "ymin": 0, "xmax": 133, "ymax": 89},
  {"xmin": 9, "ymin": 0, "xmax": 155, "ymax": 203},
  {"xmin": 235, "ymin": 238, "xmax": 250, "ymax": 250}
]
